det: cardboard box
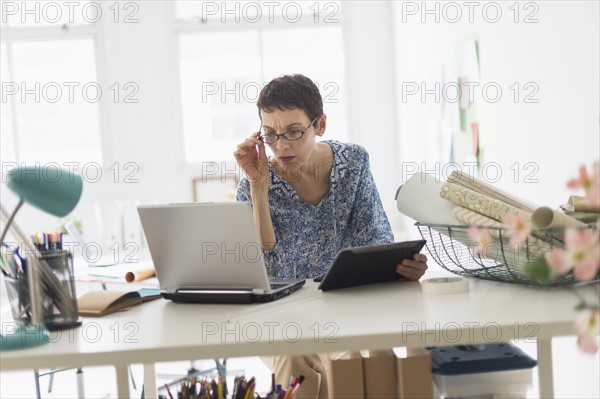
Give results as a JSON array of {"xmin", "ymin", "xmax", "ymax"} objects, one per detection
[
  {"xmin": 329, "ymin": 357, "xmax": 365, "ymax": 399},
  {"xmin": 396, "ymin": 348, "xmax": 434, "ymax": 399},
  {"xmin": 363, "ymin": 350, "xmax": 397, "ymax": 399}
]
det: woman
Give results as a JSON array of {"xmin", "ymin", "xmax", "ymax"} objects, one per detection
[{"xmin": 234, "ymin": 74, "xmax": 427, "ymax": 398}]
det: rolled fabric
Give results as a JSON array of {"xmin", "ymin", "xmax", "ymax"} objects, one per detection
[
  {"xmin": 395, "ymin": 172, "xmax": 457, "ymax": 225},
  {"xmin": 532, "ymin": 207, "xmax": 587, "ymax": 229}
]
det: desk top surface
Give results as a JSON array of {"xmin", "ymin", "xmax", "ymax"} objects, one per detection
[{"xmin": 1, "ymin": 277, "xmax": 593, "ymax": 370}]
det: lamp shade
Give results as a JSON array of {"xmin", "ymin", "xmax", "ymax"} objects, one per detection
[{"xmin": 6, "ymin": 166, "xmax": 83, "ymax": 217}]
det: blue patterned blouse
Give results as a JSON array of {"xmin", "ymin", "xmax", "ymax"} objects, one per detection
[{"xmin": 236, "ymin": 140, "xmax": 394, "ymax": 279}]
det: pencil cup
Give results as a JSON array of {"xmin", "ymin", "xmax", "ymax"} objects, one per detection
[
  {"xmin": 4, "ymin": 275, "xmax": 42, "ymax": 325},
  {"xmin": 4, "ymin": 250, "xmax": 81, "ymax": 330}
]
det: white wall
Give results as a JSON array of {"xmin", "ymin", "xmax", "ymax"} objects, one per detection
[
  {"xmin": 343, "ymin": 1, "xmax": 402, "ymax": 232},
  {"xmin": 393, "ymin": 0, "xmax": 600, "ymax": 235}
]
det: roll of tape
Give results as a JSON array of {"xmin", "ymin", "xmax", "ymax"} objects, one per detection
[{"xmin": 421, "ymin": 277, "xmax": 469, "ymax": 294}]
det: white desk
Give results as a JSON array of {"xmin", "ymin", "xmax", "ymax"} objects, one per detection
[{"xmin": 1, "ymin": 278, "xmax": 591, "ymax": 398}]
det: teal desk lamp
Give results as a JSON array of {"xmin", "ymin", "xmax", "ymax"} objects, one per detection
[{"xmin": 1, "ymin": 166, "xmax": 83, "ymax": 350}]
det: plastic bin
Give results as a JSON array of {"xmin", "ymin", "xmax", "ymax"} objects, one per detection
[{"xmin": 430, "ymin": 343, "xmax": 537, "ymax": 399}]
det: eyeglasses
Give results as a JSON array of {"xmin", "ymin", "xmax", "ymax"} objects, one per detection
[{"xmin": 259, "ymin": 116, "xmax": 321, "ymax": 144}]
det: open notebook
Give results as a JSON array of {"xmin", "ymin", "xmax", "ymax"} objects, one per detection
[{"xmin": 77, "ymin": 288, "xmax": 161, "ymax": 317}]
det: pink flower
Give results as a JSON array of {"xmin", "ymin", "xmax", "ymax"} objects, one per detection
[
  {"xmin": 503, "ymin": 211, "xmax": 532, "ymax": 248},
  {"xmin": 586, "ymin": 161, "xmax": 600, "ymax": 207},
  {"xmin": 574, "ymin": 308, "xmax": 599, "ymax": 354},
  {"xmin": 545, "ymin": 249, "xmax": 571, "ymax": 274},
  {"xmin": 567, "ymin": 164, "xmax": 592, "ymax": 191},
  {"xmin": 566, "ymin": 228, "xmax": 600, "ymax": 281},
  {"xmin": 468, "ymin": 226, "xmax": 492, "ymax": 257},
  {"xmin": 568, "ymin": 161, "xmax": 600, "ymax": 208},
  {"xmin": 545, "ymin": 228, "xmax": 600, "ymax": 280}
]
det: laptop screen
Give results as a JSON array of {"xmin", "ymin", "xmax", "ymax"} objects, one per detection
[{"xmin": 137, "ymin": 202, "xmax": 272, "ymax": 292}]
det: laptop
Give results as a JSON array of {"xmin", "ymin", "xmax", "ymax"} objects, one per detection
[{"xmin": 137, "ymin": 202, "xmax": 305, "ymax": 303}]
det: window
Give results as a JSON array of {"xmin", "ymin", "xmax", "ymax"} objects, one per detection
[
  {"xmin": 1, "ymin": 0, "xmax": 102, "ymax": 165},
  {"xmin": 174, "ymin": 1, "xmax": 347, "ymax": 163}
]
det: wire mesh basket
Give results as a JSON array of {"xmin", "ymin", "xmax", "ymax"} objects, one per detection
[{"xmin": 416, "ymin": 223, "xmax": 599, "ymax": 287}]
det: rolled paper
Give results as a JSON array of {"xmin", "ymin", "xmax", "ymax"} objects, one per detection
[
  {"xmin": 568, "ymin": 195, "xmax": 600, "ymax": 213},
  {"xmin": 88, "ymin": 262, "xmax": 156, "ymax": 283},
  {"xmin": 532, "ymin": 207, "xmax": 587, "ymax": 229},
  {"xmin": 452, "ymin": 206, "xmax": 500, "ymax": 227},
  {"xmin": 452, "ymin": 206, "xmax": 553, "ymax": 255},
  {"xmin": 396, "ymin": 172, "xmax": 457, "ymax": 225},
  {"xmin": 125, "ymin": 267, "xmax": 156, "ymax": 283},
  {"xmin": 440, "ymin": 182, "xmax": 529, "ymax": 223}
]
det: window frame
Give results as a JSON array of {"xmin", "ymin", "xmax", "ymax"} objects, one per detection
[
  {"xmin": 0, "ymin": 17, "xmax": 106, "ymax": 165},
  {"xmin": 169, "ymin": 1, "xmax": 347, "ymax": 167}
]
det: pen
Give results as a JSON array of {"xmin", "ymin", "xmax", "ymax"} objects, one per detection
[
  {"xmin": 271, "ymin": 373, "xmax": 275, "ymax": 395},
  {"xmin": 290, "ymin": 376, "xmax": 304, "ymax": 398},
  {"xmin": 222, "ymin": 377, "xmax": 228, "ymax": 399},
  {"xmin": 13, "ymin": 252, "xmax": 23, "ymax": 273},
  {"xmin": 1, "ymin": 245, "xmax": 11, "ymax": 276},
  {"xmin": 283, "ymin": 376, "xmax": 299, "ymax": 399}
]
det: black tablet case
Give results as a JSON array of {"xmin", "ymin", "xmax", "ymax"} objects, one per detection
[{"xmin": 318, "ymin": 240, "xmax": 426, "ymax": 291}]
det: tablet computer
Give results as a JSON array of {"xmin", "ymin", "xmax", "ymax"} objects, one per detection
[{"xmin": 318, "ymin": 240, "xmax": 426, "ymax": 291}]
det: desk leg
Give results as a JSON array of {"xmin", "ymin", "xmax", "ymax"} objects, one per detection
[
  {"xmin": 33, "ymin": 370, "xmax": 41, "ymax": 399},
  {"xmin": 537, "ymin": 338, "xmax": 554, "ymax": 398},
  {"xmin": 115, "ymin": 365, "xmax": 130, "ymax": 399},
  {"xmin": 76, "ymin": 368, "xmax": 85, "ymax": 399},
  {"xmin": 143, "ymin": 363, "xmax": 158, "ymax": 399}
]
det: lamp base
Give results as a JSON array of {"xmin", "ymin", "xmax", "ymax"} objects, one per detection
[{"xmin": 0, "ymin": 324, "xmax": 50, "ymax": 351}]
